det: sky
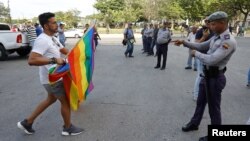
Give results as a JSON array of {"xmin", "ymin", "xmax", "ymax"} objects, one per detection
[{"xmin": 0, "ymin": 0, "xmax": 97, "ymax": 19}]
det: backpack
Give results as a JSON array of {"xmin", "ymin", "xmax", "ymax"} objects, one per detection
[{"xmin": 122, "ymin": 28, "xmax": 129, "ymax": 46}]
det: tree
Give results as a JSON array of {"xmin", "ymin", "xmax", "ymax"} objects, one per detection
[
  {"xmin": 0, "ymin": 2, "xmax": 11, "ymax": 23},
  {"xmin": 141, "ymin": 0, "xmax": 160, "ymax": 21},
  {"xmin": 178, "ymin": 0, "xmax": 210, "ymax": 21},
  {"xmin": 158, "ymin": 0, "xmax": 184, "ymax": 20},
  {"xmin": 94, "ymin": 0, "xmax": 125, "ymax": 29},
  {"xmin": 204, "ymin": 0, "xmax": 250, "ymax": 27},
  {"xmin": 220, "ymin": 0, "xmax": 250, "ymax": 27},
  {"xmin": 55, "ymin": 9, "xmax": 81, "ymax": 28},
  {"xmin": 121, "ymin": 0, "xmax": 144, "ymax": 23}
]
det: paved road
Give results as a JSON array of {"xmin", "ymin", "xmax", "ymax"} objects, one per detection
[{"xmin": 0, "ymin": 36, "xmax": 249, "ymax": 141}]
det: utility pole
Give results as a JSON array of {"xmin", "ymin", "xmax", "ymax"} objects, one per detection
[{"xmin": 7, "ymin": 0, "xmax": 12, "ymax": 24}]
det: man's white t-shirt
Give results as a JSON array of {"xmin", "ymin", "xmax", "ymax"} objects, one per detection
[{"xmin": 32, "ymin": 33, "xmax": 64, "ymax": 84}]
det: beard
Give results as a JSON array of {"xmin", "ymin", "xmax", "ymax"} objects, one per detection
[{"xmin": 48, "ymin": 27, "xmax": 58, "ymax": 34}]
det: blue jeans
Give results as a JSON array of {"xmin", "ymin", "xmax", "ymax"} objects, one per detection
[
  {"xmin": 193, "ymin": 59, "xmax": 203, "ymax": 98},
  {"xmin": 248, "ymin": 67, "xmax": 250, "ymax": 84},
  {"xmin": 59, "ymin": 38, "xmax": 65, "ymax": 46},
  {"xmin": 187, "ymin": 49, "xmax": 197, "ymax": 68},
  {"xmin": 125, "ymin": 41, "xmax": 134, "ymax": 56}
]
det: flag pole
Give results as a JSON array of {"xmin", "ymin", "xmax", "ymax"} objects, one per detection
[{"xmin": 65, "ymin": 23, "xmax": 96, "ymax": 58}]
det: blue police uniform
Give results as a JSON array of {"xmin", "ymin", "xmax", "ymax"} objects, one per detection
[
  {"xmin": 155, "ymin": 27, "xmax": 172, "ymax": 70},
  {"xmin": 181, "ymin": 12, "xmax": 237, "ymax": 140}
]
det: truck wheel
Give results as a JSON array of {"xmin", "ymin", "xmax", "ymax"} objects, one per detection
[
  {"xmin": 16, "ymin": 47, "xmax": 31, "ymax": 57},
  {"xmin": 0, "ymin": 44, "xmax": 8, "ymax": 61}
]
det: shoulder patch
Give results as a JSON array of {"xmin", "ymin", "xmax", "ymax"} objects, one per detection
[
  {"xmin": 222, "ymin": 43, "xmax": 230, "ymax": 49},
  {"xmin": 224, "ymin": 34, "xmax": 230, "ymax": 40}
]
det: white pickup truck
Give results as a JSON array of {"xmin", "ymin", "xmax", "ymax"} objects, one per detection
[{"xmin": 0, "ymin": 23, "xmax": 31, "ymax": 61}]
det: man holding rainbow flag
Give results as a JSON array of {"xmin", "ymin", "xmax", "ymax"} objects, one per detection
[{"xmin": 17, "ymin": 12, "xmax": 95, "ymax": 136}]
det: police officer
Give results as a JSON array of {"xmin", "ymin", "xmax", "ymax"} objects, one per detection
[
  {"xmin": 173, "ymin": 11, "xmax": 237, "ymax": 141},
  {"xmin": 154, "ymin": 22, "xmax": 172, "ymax": 70}
]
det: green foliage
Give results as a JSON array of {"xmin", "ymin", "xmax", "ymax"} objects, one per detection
[
  {"xmin": 208, "ymin": 0, "xmax": 250, "ymax": 26},
  {"xmin": 94, "ymin": 0, "xmax": 125, "ymax": 13},
  {"xmin": 158, "ymin": 0, "xmax": 184, "ymax": 20},
  {"xmin": 94, "ymin": 0, "xmax": 125, "ymax": 22},
  {"xmin": 177, "ymin": 0, "xmax": 209, "ymax": 21},
  {"xmin": 5, "ymin": 0, "xmax": 250, "ymax": 28},
  {"xmin": 94, "ymin": 0, "xmax": 144, "ymax": 26},
  {"xmin": 0, "ymin": 3, "xmax": 11, "ymax": 23},
  {"xmin": 54, "ymin": 9, "xmax": 81, "ymax": 28}
]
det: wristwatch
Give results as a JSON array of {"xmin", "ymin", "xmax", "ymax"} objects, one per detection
[{"xmin": 49, "ymin": 57, "xmax": 57, "ymax": 64}]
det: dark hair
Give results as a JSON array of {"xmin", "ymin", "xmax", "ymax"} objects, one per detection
[{"xmin": 38, "ymin": 12, "xmax": 55, "ymax": 28}]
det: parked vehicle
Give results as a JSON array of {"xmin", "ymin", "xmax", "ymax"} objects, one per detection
[
  {"xmin": 0, "ymin": 23, "xmax": 30, "ymax": 61},
  {"xmin": 64, "ymin": 29, "xmax": 84, "ymax": 38}
]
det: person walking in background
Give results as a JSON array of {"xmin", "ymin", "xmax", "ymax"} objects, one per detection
[
  {"xmin": 229, "ymin": 24, "xmax": 233, "ymax": 35},
  {"xmin": 23, "ymin": 21, "xmax": 37, "ymax": 47},
  {"xmin": 180, "ymin": 25, "xmax": 185, "ymax": 37},
  {"xmin": 123, "ymin": 23, "xmax": 135, "ymax": 58},
  {"xmin": 58, "ymin": 22, "xmax": 66, "ymax": 46},
  {"xmin": 93, "ymin": 26, "xmax": 101, "ymax": 48},
  {"xmin": 237, "ymin": 25, "xmax": 244, "ymax": 37},
  {"xmin": 185, "ymin": 26, "xmax": 198, "ymax": 71},
  {"xmin": 84, "ymin": 24, "xmax": 89, "ymax": 33},
  {"xmin": 35, "ymin": 23, "xmax": 43, "ymax": 36}
]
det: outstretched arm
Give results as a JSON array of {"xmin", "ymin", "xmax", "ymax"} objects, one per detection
[
  {"xmin": 183, "ymin": 39, "xmax": 211, "ymax": 51},
  {"xmin": 172, "ymin": 38, "xmax": 211, "ymax": 52}
]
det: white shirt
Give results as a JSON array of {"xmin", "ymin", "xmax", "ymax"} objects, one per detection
[
  {"xmin": 145, "ymin": 28, "xmax": 154, "ymax": 37},
  {"xmin": 187, "ymin": 32, "xmax": 196, "ymax": 43},
  {"xmin": 157, "ymin": 28, "xmax": 171, "ymax": 44},
  {"xmin": 32, "ymin": 33, "xmax": 64, "ymax": 84}
]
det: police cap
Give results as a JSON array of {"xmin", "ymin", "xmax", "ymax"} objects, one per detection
[{"xmin": 207, "ymin": 11, "xmax": 228, "ymax": 22}]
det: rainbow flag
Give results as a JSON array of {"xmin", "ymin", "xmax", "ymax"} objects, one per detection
[
  {"xmin": 68, "ymin": 27, "xmax": 95, "ymax": 101},
  {"xmin": 49, "ymin": 27, "xmax": 95, "ymax": 110},
  {"xmin": 49, "ymin": 64, "xmax": 79, "ymax": 110}
]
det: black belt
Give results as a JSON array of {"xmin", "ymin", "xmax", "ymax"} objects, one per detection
[{"xmin": 203, "ymin": 66, "xmax": 226, "ymax": 78}]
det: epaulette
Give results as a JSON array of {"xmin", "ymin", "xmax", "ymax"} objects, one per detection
[
  {"xmin": 222, "ymin": 43, "xmax": 229, "ymax": 49},
  {"xmin": 224, "ymin": 34, "xmax": 230, "ymax": 40}
]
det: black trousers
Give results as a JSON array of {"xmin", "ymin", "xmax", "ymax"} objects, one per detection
[
  {"xmin": 156, "ymin": 43, "xmax": 168, "ymax": 68},
  {"xmin": 190, "ymin": 73, "xmax": 226, "ymax": 126}
]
